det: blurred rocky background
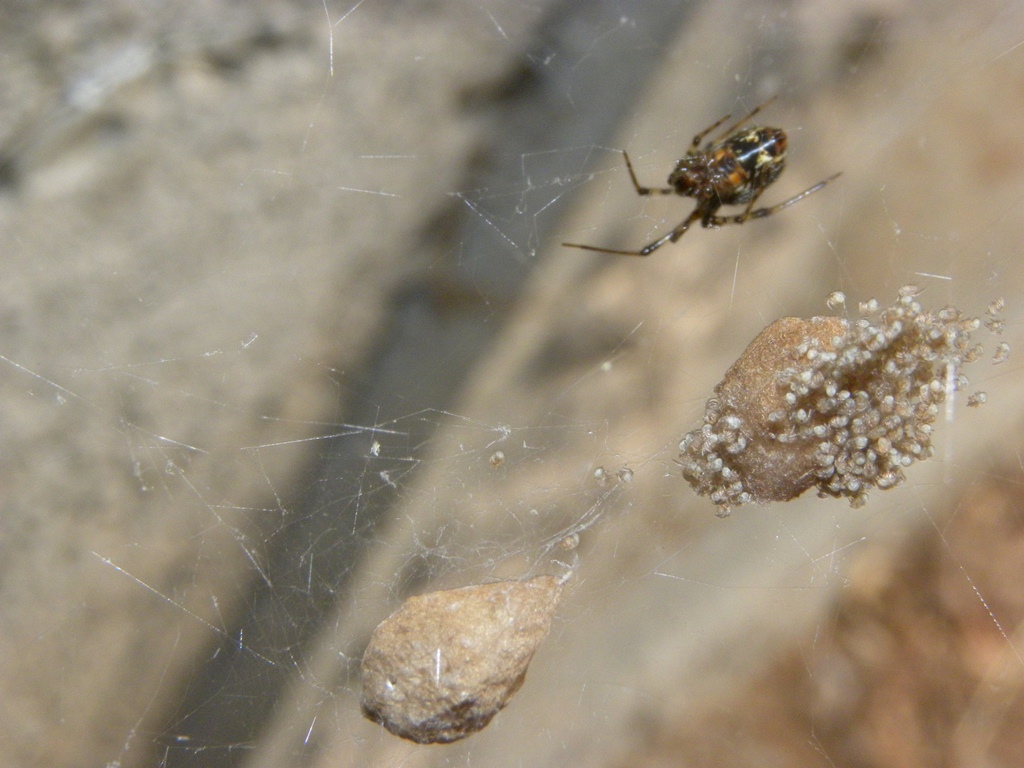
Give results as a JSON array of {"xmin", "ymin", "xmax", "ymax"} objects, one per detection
[{"xmin": 1, "ymin": 1, "xmax": 1022, "ymax": 767}]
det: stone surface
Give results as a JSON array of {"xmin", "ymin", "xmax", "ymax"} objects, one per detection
[{"xmin": 361, "ymin": 576, "xmax": 563, "ymax": 744}]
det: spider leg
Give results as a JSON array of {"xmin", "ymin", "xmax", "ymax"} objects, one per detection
[
  {"xmin": 704, "ymin": 172, "xmax": 842, "ymax": 227},
  {"xmin": 745, "ymin": 172, "xmax": 842, "ymax": 219},
  {"xmin": 560, "ymin": 153, "xmax": 690, "ymax": 255},
  {"xmin": 563, "ymin": 207, "xmax": 703, "ymax": 257},
  {"xmin": 704, "ymin": 96, "xmax": 778, "ymax": 148},
  {"xmin": 622, "ymin": 151, "xmax": 674, "ymax": 196},
  {"xmin": 689, "ymin": 112, "xmax": 733, "ymax": 151},
  {"xmin": 703, "ymin": 188, "xmax": 765, "ymax": 229}
]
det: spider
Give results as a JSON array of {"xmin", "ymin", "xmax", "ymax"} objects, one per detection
[{"xmin": 562, "ymin": 98, "xmax": 841, "ymax": 257}]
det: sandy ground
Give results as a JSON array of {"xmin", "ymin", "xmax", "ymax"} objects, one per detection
[{"xmin": 1, "ymin": 1, "xmax": 1023, "ymax": 767}]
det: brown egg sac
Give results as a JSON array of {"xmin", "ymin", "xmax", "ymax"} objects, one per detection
[
  {"xmin": 360, "ymin": 575, "xmax": 563, "ymax": 744},
  {"xmin": 679, "ymin": 287, "xmax": 997, "ymax": 514}
]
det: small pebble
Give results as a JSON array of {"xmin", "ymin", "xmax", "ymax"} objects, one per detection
[{"xmin": 361, "ymin": 576, "xmax": 563, "ymax": 743}]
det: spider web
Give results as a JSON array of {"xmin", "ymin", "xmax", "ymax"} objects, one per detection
[{"xmin": 2, "ymin": 2, "xmax": 1024, "ymax": 768}]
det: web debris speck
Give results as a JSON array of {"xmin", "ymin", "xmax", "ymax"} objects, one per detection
[{"xmin": 679, "ymin": 287, "xmax": 1004, "ymax": 515}]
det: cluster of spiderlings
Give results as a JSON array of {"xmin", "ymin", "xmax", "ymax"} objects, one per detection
[
  {"xmin": 797, "ymin": 286, "xmax": 984, "ymax": 504},
  {"xmin": 680, "ymin": 399, "xmax": 755, "ymax": 507},
  {"xmin": 679, "ymin": 287, "xmax": 999, "ymax": 514}
]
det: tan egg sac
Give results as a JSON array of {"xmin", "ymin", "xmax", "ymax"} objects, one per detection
[
  {"xmin": 360, "ymin": 575, "xmax": 563, "ymax": 744},
  {"xmin": 679, "ymin": 287, "xmax": 993, "ymax": 514}
]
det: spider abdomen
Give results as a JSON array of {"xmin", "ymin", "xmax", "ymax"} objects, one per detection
[{"xmin": 711, "ymin": 127, "xmax": 787, "ymax": 205}]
